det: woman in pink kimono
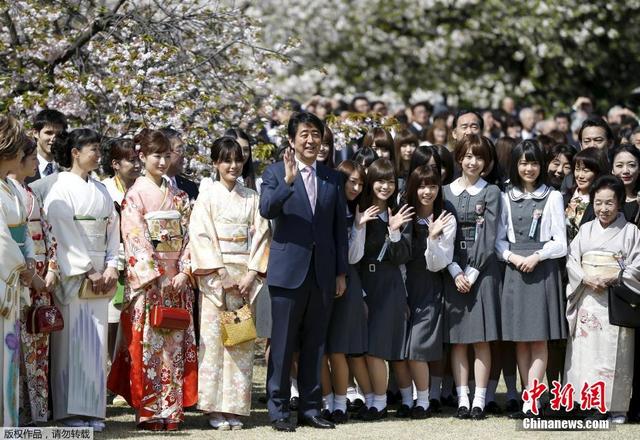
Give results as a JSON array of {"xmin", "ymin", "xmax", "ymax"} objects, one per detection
[
  {"xmin": 108, "ymin": 129, "xmax": 197, "ymax": 431},
  {"xmin": 8, "ymin": 137, "xmax": 59, "ymax": 425},
  {"xmin": 190, "ymin": 137, "xmax": 270, "ymax": 430}
]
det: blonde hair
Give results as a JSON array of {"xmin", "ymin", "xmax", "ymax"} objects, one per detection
[{"xmin": 0, "ymin": 115, "xmax": 26, "ymax": 161}]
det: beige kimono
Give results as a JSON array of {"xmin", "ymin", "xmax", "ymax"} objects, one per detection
[
  {"xmin": 190, "ymin": 180, "xmax": 270, "ymax": 416},
  {"xmin": 565, "ymin": 214, "xmax": 640, "ymax": 412}
]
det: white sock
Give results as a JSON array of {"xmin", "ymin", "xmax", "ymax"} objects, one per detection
[
  {"xmin": 522, "ymin": 398, "xmax": 532, "ymax": 413},
  {"xmin": 373, "ymin": 394, "xmax": 387, "ymax": 411},
  {"xmin": 354, "ymin": 385, "xmax": 365, "ymax": 401},
  {"xmin": 322, "ymin": 393, "xmax": 334, "ymax": 412},
  {"xmin": 346, "ymin": 386, "xmax": 358, "ymax": 400},
  {"xmin": 430, "ymin": 376, "xmax": 442, "ymax": 401},
  {"xmin": 472, "ymin": 387, "xmax": 487, "ymax": 410},
  {"xmin": 486, "ymin": 379, "xmax": 498, "ymax": 403},
  {"xmin": 505, "ymin": 375, "xmax": 519, "ymax": 400},
  {"xmin": 291, "ymin": 378, "xmax": 299, "ymax": 398},
  {"xmin": 334, "ymin": 394, "xmax": 347, "ymax": 413},
  {"xmin": 399, "ymin": 386, "xmax": 413, "ymax": 407},
  {"xmin": 456, "ymin": 386, "xmax": 470, "ymax": 408},
  {"xmin": 365, "ymin": 393, "xmax": 374, "ymax": 408},
  {"xmin": 442, "ymin": 376, "xmax": 454, "ymax": 398},
  {"xmin": 416, "ymin": 389, "xmax": 430, "ymax": 410}
]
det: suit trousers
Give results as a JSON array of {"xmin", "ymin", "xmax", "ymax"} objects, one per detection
[{"xmin": 266, "ymin": 260, "xmax": 333, "ymax": 421}]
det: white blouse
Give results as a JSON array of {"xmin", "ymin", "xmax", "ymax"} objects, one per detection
[{"xmin": 495, "ymin": 185, "xmax": 567, "ymax": 261}]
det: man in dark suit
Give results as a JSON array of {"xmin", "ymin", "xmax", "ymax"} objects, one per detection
[
  {"xmin": 161, "ymin": 127, "xmax": 199, "ymax": 201},
  {"xmin": 26, "ymin": 109, "xmax": 67, "ymax": 184},
  {"xmin": 260, "ymin": 112, "xmax": 348, "ymax": 432}
]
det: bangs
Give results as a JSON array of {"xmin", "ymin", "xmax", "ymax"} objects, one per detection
[
  {"xmin": 367, "ymin": 158, "xmax": 396, "ymax": 183},
  {"xmin": 218, "ymin": 143, "xmax": 243, "ymax": 162}
]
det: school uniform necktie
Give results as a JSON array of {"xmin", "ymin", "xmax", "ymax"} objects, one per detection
[
  {"xmin": 43, "ymin": 162, "xmax": 54, "ymax": 176},
  {"xmin": 302, "ymin": 166, "xmax": 316, "ymax": 214}
]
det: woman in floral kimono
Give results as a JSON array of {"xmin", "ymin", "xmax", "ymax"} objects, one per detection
[
  {"xmin": 565, "ymin": 175, "xmax": 640, "ymax": 424},
  {"xmin": 9, "ymin": 136, "xmax": 59, "ymax": 425},
  {"xmin": 44, "ymin": 128, "xmax": 120, "ymax": 431},
  {"xmin": 107, "ymin": 129, "xmax": 197, "ymax": 431},
  {"xmin": 0, "ymin": 116, "xmax": 34, "ymax": 427},
  {"xmin": 190, "ymin": 136, "xmax": 270, "ymax": 430}
]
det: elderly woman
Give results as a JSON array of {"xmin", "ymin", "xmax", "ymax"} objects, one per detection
[{"xmin": 564, "ymin": 175, "xmax": 640, "ymax": 424}]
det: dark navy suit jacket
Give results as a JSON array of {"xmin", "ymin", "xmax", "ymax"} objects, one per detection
[{"xmin": 260, "ymin": 161, "xmax": 348, "ymax": 291}]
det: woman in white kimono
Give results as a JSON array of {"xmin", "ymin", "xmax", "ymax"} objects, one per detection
[
  {"xmin": 565, "ymin": 175, "xmax": 640, "ymax": 424},
  {"xmin": 190, "ymin": 136, "xmax": 270, "ymax": 430},
  {"xmin": 0, "ymin": 116, "xmax": 35, "ymax": 427},
  {"xmin": 44, "ymin": 129, "xmax": 119, "ymax": 431}
]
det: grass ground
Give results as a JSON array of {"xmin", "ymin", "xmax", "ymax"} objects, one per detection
[{"xmin": 97, "ymin": 341, "xmax": 638, "ymax": 439}]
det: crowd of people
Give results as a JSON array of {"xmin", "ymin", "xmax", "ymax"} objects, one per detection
[{"xmin": 1, "ymin": 92, "xmax": 640, "ymax": 433}]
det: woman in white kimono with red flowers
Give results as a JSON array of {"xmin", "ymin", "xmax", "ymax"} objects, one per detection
[{"xmin": 190, "ymin": 136, "xmax": 270, "ymax": 430}]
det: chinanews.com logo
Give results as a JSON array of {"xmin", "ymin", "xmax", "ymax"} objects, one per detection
[{"xmin": 516, "ymin": 379, "xmax": 613, "ymax": 432}]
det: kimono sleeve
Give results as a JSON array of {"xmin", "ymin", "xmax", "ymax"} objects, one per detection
[
  {"xmin": 0, "ymin": 206, "xmax": 26, "ymax": 282},
  {"xmin": 189, "ymin": 192, "xmax": 225, "ymax": 274},
  {"xmin": 566, "ymin": 226, "xmax": 586, "ymax": 296},
  {"xmin": 176, "ymin": 191, "xmax": 192, "ymax": 275},
  {"xmin": 44, "ymin": 188, "xmax": 93, "ymax": 277},
  {"xmin": 621, "ymin": 224, "xmax": 640, "ymax": 293},
  {"xmin": 104, "ymin": 205, "xmax": 120, "ymax": 269},
  {"xmin": 120, "ymin": 189, "xmax": 160, "ymax": 290},
  {"xmin": 248, "ymin": 192, "xmax": 271, "ymax": 275}
]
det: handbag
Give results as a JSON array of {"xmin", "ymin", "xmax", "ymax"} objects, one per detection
[
  {"xmin": 150, "ymin": 293, "xmax": 191, "ymax": 330},
  {"xmin": 220, "ymin": 286, "xmax": 256, "ymax": 347},
  {"xmin": 26, "ymin": 292, "xmax": 64, "ymax": 334},
  {"xmin": 78, "ymin": 277, "xmax": 117, "ymax": 300},
  {"xmin": 608, "ymin": 270, "xmax": 640, "ymax": 328}
]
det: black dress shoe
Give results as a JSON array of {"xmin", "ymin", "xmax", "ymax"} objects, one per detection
[
  {"xmin": 410, "ymin": 405, "xmax": 431, "ymax": 419},
  {"xmin": 298, "ymin": 415, "xmax": 335, "ymax": 429},
  {"xmin": 429, "ymin": 398, "xmax": 442, "ymax": 413},
  {"xmin": 362, "ymin": 406, "xmax": 388, "ymax": 421},
  {"xmin": 505, "ymin": 399, "xmax": 520, "ymax": 413},
  {"xmin": 347, "ymin": 398, "xmax": 364, "ymax": 412},
  {"xmin": 484, "ymin": 401, "xmax": 502, "ymax": 414},
  {"xmin": 320, "ymin": 409, "xmax": 332, "ymax": 420},
  {"xmin": 456, "ymin": 406, "xmax": 470, "ymax": 419},
  {"xmin": 354, "ymin": 404, "xmax": 369, "ymax": 420},
  {"xmin": 331, "ymin": 409, "xmax": 348, "ymax": 424},
  {"xmin": 470, "ymin": 406, "xmax": 486, "ymax": 420},
  {"xmin": 289, "ymin": 397, "xmax": 299, "ymax": 411},
  {"xmin": 396, "ymin": 404, "xmax": 411, "ymax": 418},
  {"xmin": 272, "ymin": 418, "xmax": 296, "ymax": 432}
]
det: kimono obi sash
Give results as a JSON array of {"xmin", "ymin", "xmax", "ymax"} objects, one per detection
[
  {"xmin": 144, "ymin": 210, "xmax": 183, "ymax": 255},
  {"xmin": 28, "ymin": 219, "xmax": 47, "ymax": 256},
  {"xmin": 581, "ymin": 251, "xmax": 620, "ymax": 278},
  {"xmin": 9, "ymin": 223, "xmax": 27, "ymax": 251},
  {"xmin": 74, "ymin": 215, "xmax": 109, "ymax": 254},
  {"xmin": 217, "ymin": 223, "xmax": 251, "ymax": 255}
]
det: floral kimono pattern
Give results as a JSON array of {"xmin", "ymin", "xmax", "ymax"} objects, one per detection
[
  {"xmin": 108, "ymin": 177, "xmax": 197, "ymax": 424},
  {"xmin": 16, "ymin": 183, "xmax": 58, "ymax": 424}
]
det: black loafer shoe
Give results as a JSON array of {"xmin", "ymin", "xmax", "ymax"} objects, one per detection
[
  {"xmin": 354, "ymin": 404, "xmax": 369, "ymax": 420},
  {"xmin": 456, "ymin": 406, "xmax": 470, "ymax": 419},
  {"xmin": 470, "ymin": 407, "xmax": 486, "ymax": 420},
  {"xmin": 508, "ymin": 410, "xmax": 525, "ymax": 420},
  {"xmin": 485, "ymin": 401, "xmax": 502, "ymax": 414},
  {"xmin": 298, "ymin": 415, "xmax": 335, "ymax": 429},
  {"xmin": 362, "ymin": 406, "xmax": 388, "ymax": 421},
  {"xmin": 320, "ymin": 409, "xmax": 332, "ymax": 420},
  {"xmin": 289, "ymin": 397, "xmax": 299, "ymax": 411},
  {"xmin": 429, "ymin": 399, "xmax": 442, "ymax": 413},
  {"xmin": 347, "ymin": 398, "xmax": 364, "ymax": 412},
  {"xmin": 272, "ymin": 418, "xmax": 296, "ymax": 432},
  {"xmin": 505, "ymin": 399, "xmax": 520, "ymax": 413},
  {"xmin": 410, "ymin": 405, "xmax": 431, "ymax": 419},
  {"xmin": 331, "ymin": 409, "xmax": 348, "ymax": 424},
  {"xmin": 396, "ymin": 404, "xmax": 411, "ymax": 418}
]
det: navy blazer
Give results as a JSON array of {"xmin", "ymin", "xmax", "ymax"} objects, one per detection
[{"xmin": 260, "ymin": 161, "xmax": 348, "ymax": 291}]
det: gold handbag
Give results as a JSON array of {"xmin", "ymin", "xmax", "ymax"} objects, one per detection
[{"xmin": 220, "ymin": 287, "xmax": 256, "ymax": 347}]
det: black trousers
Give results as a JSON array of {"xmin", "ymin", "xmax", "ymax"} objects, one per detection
[{"xmin": 266, "ymin": 262, "xmax": 333, "ymax": 421}]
